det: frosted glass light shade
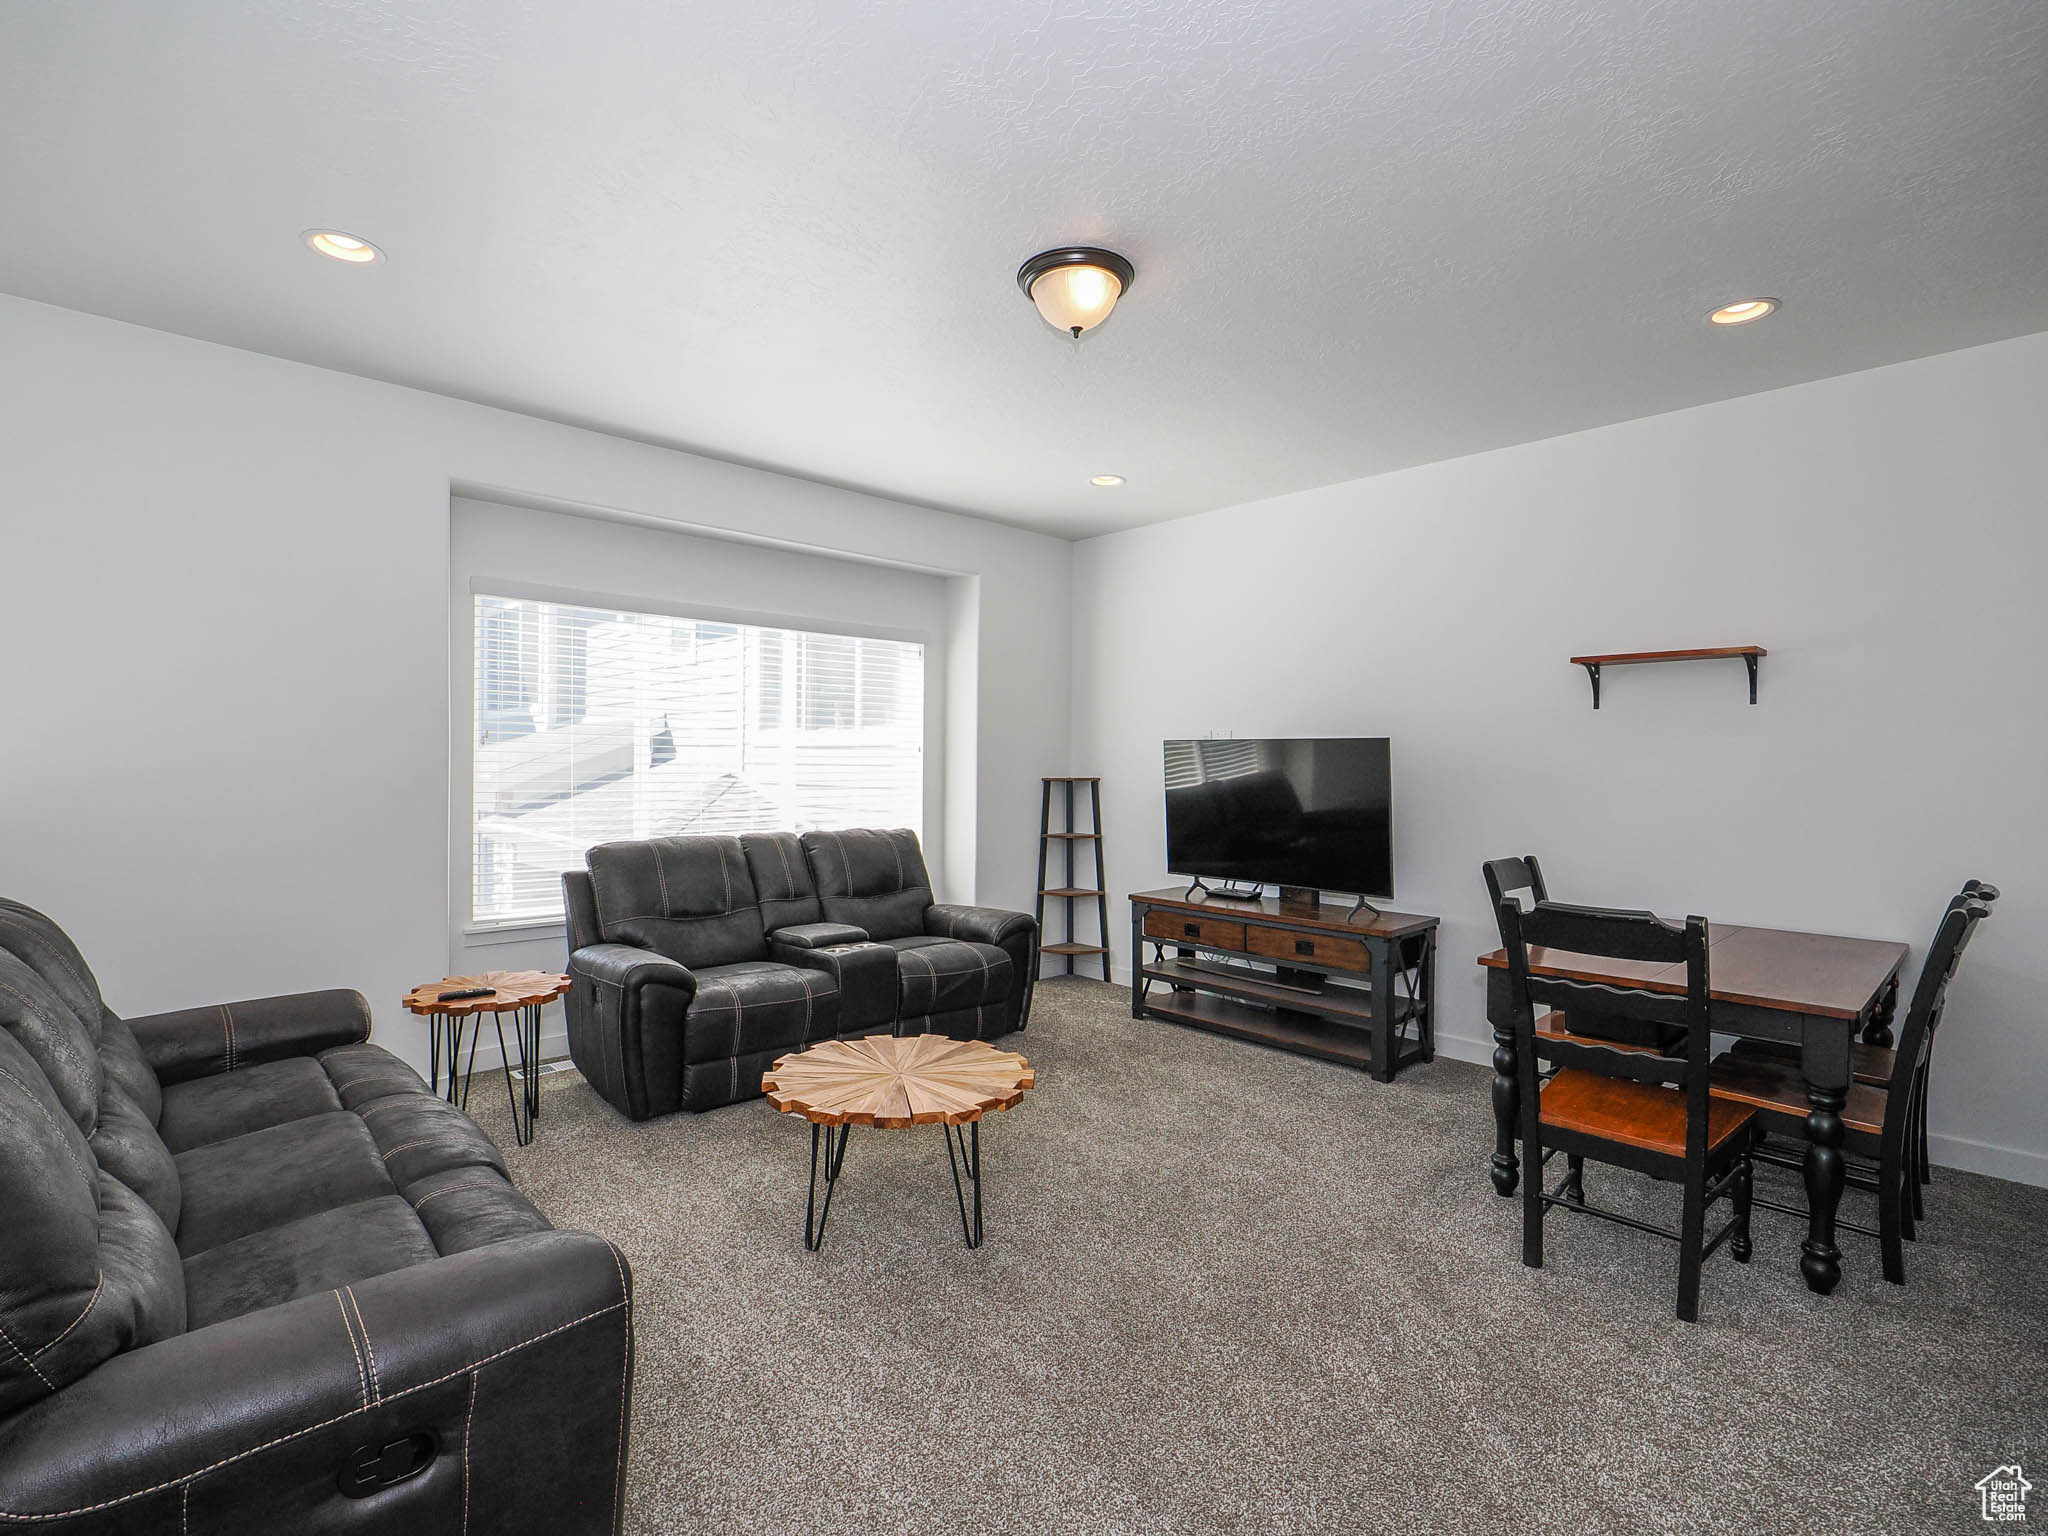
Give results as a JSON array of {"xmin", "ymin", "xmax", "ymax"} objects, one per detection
[
  {"xmin": 1030, "ymin": 264, "xmax": 1123, "ymax": 335},
  {"xmin": 1016, "ymin": 247, "xmax": 1135, "ymax": 338}
]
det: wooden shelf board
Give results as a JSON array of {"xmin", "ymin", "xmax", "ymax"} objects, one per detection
[
  {"xmin": 1041, "ymin": 942, "xmax": 1108, "ymax": 956},
  {"xmin": 1143, "ymin": 959, "xmax": 1383, "ymax": 1024},
  {"xmin": 1141, "ymin": 991, "xmax": 1375, "ymax": 1069},
  {"xmin": 1569, "ymin": 646, "xmax": 1765, "ymax": 666},
  {"xmin": 1040, "ymin": 886, "xmax": 1103, "ymax": 898},
  {"xmin": 1043, "ymin": 776, "xmax": 1101, "ymax": 782},
  {"xmin": 1043, "ymin": 832, "xmax": 1100, "ymax": 840}
]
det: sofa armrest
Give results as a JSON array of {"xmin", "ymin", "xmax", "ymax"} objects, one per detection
[
  {"xmin": 769, "ymin": 937, "xmax": 895, "ymax": 1034},
  {"xmin": 564, "ymin": 944, "xmax": 698, "ymax": 1122},
  {"xmin": 569, "ymin": 943, "xmax": 697, "ymax": 1005},
  {"xmin": 0, "ymin": 1231, "xmax": 632, "ymax": 1535},
  {"xmin": 926, "ymin": 904, "xmax": 1036, "ymax": 947},
  {"xmin": 769, "ymin": 922, "xmax": 870, "ymax": 950},
  {"xmin": 124, "ymin": 989, "xmax": 372, "ymax": 1085}
]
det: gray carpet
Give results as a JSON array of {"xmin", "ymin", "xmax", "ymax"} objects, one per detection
[{"xmin": 477, "ymin": 979, "xmax": 2047, "ymax": 1536}]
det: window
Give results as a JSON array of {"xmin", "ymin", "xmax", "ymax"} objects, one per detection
[{"xmin": 470, "ymin": 594, "xmax": 924, "ymax": 925}]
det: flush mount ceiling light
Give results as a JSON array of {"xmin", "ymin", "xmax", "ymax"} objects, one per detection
[
  {"xmin": 1707, "ymin": 297, "xmax": 1779, "ymax": 326},
  {"xmin": 1089, "ymin": 474, "xmax": 1125, "ymax": 487},
  {"xmin": 1017, "ymin": 246, "xmax": 1134, "ymax": 338},
  {"xmin": 303, "ymin": 229, "xmax": 384, "ymax": 264}
]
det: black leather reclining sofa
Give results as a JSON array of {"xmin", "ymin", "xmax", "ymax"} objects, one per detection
[
  {"xmin": 0, "ymin": 899, "xmax": 632, "ymax": 1536},
  {"xmin": 562, "ymin": 827, "xmax": 1036, "ymax": 1120}
]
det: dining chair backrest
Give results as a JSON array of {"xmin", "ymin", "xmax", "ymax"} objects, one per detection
[
  {"xmin": 1498, "ymin": 899, "xmax": 1715, "ymax": 1161},
  {"xmin": 1889, "ymin": 889, "xmax": 1994, "ymax": 1101},
  {"xmin": 1482, "ymin": 856, "xmax": 1549, "ymax": 941}
]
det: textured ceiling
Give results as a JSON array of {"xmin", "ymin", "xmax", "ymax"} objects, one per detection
[{"xmin": 2, "ymin": 1, "xmax": 2044, "ymax": 538}]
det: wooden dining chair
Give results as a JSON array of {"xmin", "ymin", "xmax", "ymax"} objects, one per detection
[
  {"xmin": 1709, "ymin": 890, "xmax": 1994, "ymax": 1284},
  {"xmin": 1498, "ymin": 898, "xmax": 1757, "ymax": 1323},
  {"xmin": 1722, "ymin": 880, "xmax": 2000, "ymax": 1217}
]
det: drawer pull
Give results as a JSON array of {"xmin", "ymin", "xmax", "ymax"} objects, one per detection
[
  {"xmin": 1294, "ymin": 939, "xmax": 1314, "ymax": 956},
  {"xmin": 1183, "ymin": 923, "xmax": 1199, "ymax": 937}
]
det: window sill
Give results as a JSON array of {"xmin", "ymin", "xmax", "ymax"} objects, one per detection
[{"xmin": 462, "ymin": 919, "xmax": 567, "ymax": 948}]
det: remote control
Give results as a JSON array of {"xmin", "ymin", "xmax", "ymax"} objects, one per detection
[{"xmin": 437, "ymin": 986, "xmax": 495, "ymax": 1002}]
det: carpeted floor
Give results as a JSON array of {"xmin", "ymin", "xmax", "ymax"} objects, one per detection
[{"xmin": 476, "ymin": 978, "xmax": 2046, "ymax": 1536}]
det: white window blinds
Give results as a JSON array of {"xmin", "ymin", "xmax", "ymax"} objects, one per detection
[{"xmin": 472, "ymin": 594, "xmax": 924, "ymax": 925}]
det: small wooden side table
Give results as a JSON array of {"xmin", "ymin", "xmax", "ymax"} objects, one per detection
[
  {"xmin": 401, "ymin": 971, "xmax": 569, "ymax": 1147},
  {"xmin": 762, "ymin": 1034, "xmax": 1034, "ymax": 1251}
]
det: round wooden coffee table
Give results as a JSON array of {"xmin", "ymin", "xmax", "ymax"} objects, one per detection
[
  {"xmin": 762, "ymin": 1034, "xmax": 1034, "ymax": 1250},
  {"xmin": 401, "ymin": 971, "xmax": 569, "ymax": 1146}
]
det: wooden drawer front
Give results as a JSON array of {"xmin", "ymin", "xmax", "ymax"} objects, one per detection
[
  {"xmin": 1143, "ymin": 911, "xmax": 1245, "ymax": 950},
  {"xmin": 1247, "ymin": 926, "xmax": 1369, "ymax": 974}
]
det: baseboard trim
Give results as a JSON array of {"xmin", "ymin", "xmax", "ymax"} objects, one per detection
[
  {"xmin": 1431, "ymin": 1033, "xmax": 2045, "ymax": 1190},
  {"xmin": 1925, "ymin": 1131, "xmax": 2048, "ymax": 1188}
]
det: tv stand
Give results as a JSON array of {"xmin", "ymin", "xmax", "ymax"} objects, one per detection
[{"xmin": 1128, "ymin": 888, "xmax": 1439, "ymax": 1082}]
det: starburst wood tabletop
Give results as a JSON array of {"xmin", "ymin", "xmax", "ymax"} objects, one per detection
[
  {"xmin": 762, "ymin": 1034, "xmax": 1034, "ymax": 1129},
  {"xmin": 400, "ymin": 970, "xmax": 570, "ymax": 1017}
]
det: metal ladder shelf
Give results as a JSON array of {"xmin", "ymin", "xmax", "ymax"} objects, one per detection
[{"xmin": 1036, "ymin": 778, "xmax": 1109, "ymax": 980}]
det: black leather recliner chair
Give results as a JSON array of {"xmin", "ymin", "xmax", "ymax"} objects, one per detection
[
  {"xmin": 0, "ymin": 899, "xmax": 633, "ymax": 1535},
  {"xmin": 562, "ymin": 828, "xmax": 1035, "ymax": 1121}
]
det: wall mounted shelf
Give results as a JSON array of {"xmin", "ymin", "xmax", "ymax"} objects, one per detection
[{"xmin": 1570, "ymin": 646, "xmax": 1766, "ymax": 709}]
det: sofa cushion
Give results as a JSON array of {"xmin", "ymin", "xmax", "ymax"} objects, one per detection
[
  {"xmin": 742, "ymin": 831, "xmax": 823, "ymax": 933},
  {"xmin": 90, "ymin": 1076, "xmax": 181, "ymax": 1232},
  {"xmin": 402, "ymin": 1167, "xmax": 553, "ymax": 1256},
  {"xmin": 0, "ymin": 1029, "xmax": 101, "ymax": 1414},
  {"xmin": 587, "ymin": 835, "xmax": 767, "ymax": 969},
  {"xmin": 0, "ymin": 950, "xmax": 101, "ymax": 1138},
  {"xmin": 800, "ymin": 828, "xmax": 934, "ymax": 941},
  {"xmin": 675, "ymin": 960, "xmax": 837, "ymax": 1111},
  {"xmin": 356, "ymin": 1091, "xmax": 509, "ymax": 1191},
  {"xmin": 182, "ymin": 1196, "xmax": 438, "ymax": 1331},
  {"xmin": 684, "ymin": 962, "xmax": 835, "ymax": 1063},
  {"xmin": 319, "ymin": 1040, "xmax": 434, "ymax": 1110},
  {"xmin": 157, "ymin": 1056, "xmax": 343, "ymax": 1154},
  {"xmin": 84, "ymin": 1171, "xmax": 187, "ymax": 1367},
  {"xmin": 173, "ymin": 1113, "xmax": 392, "ymax": 1258},
  {"xmin": 0, "ymin": 899, "xmax": 110, "ymax": 1044},
  {"xmin": 97, "ymin": 1015, "xmax": 162, "ymax": 1127},
  {"xmin": 890, "ymin": 938, "xmax": 1012, "ymax": 1018}
]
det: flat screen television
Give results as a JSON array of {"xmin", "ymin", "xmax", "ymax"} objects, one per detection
[{"xmin": 1163, "ymin": 737, "xmax": 1392, "ymax": 899}]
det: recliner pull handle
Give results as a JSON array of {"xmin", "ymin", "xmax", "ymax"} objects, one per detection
[{"xmin": 339, "ymin": 1433, "xmax": 437, "ymax": 1497}]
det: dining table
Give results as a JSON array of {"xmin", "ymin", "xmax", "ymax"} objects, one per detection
[{"xmin": 1477, "ymin": 920, "xmax": 1909, "ymax": 1295}]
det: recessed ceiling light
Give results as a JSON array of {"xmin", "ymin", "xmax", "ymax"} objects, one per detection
[
  {"xmin": 1090, "ymin": 474, "xmax": 1125, "ymax": 487},
  {"xmin": 304, "ymin": 229, "xmax": 384, "ymax": 265},
  {"xmin": 1707, "ymin": 297, "xmax": 1779, "ymax": 326}
]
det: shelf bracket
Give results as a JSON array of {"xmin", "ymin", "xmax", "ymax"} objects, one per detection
[
  {"xmin": 1581, "ymin": 662, "xmax": 1602, "ymax": 709},
  {"xmin": 1744, "ymin": 651, "xmax": 1759, "ymax": 705}
]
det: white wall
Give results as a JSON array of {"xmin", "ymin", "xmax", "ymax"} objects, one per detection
[
  {"xmin": 1072, "ymin": 330, "xmax": 2048, "ymax": 1185},
  {"xmin": 0, "ymin": 294, "xmax": 1070, "ymax": 1075}
]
